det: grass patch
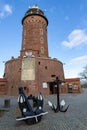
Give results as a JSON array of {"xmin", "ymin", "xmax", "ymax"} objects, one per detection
[
  {"xmin": 81, "ymin": 85, "xmax": 87, "ymax": 88},
  {"xmin": 0, "ymin": 109, "xmax": 9, "ymax": 117}
]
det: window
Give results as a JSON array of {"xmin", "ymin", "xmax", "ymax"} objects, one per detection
[
  {"xmin": 38, "ymin": 62, "xmax": 40, "ymax": 65},
  {"xmin": 19, "ymin": 68, "xmax": 21, "ymax": 71},
  {"xmin": 51, "ymin": 75, "xmax": 56, "ymax": 77},
  {"xmin": 74, "ymin": 84, "xmax": 78, "ymax": 89},
  {"xmin": 68, "ymin": 84, "xmax": 72, "ymax": 89},
  {"xmin": 45, "ymin": 66, "xmax": 47, "ymax": 69},
  {"xmin": 24, "ymin": 86, "xmax": 27, "ymax": 90},
  {"xmin": 41, "ymin": 47, "xmax": 44, "ymax": 54},
  {"xmin": 40, "ymin": 28, "xmax": 43, "ymax": 35},
  {"xmin": 40, "ymin": 37, "xmax": 44, "ymax": 44}
]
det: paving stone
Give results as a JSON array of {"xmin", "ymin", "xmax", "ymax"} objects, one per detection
[{"xmin": 0, "ymin": 89, "xmax": 87, "ymax": 130}]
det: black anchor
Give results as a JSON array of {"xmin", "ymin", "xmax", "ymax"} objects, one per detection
[
  {"xmin": 16, "ymin": 87, "xmax": 48, "ymax": 125},
  {"xmin": 48, "ymin": 77, "xmax": 69, "ymax": 112}
]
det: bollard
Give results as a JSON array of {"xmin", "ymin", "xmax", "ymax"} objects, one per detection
[{"xmin": 4, "ymin": 99, "xmax": 10, "ymax": 108}]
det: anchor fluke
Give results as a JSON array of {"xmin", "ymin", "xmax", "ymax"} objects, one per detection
[
  {"xmin": 60, "ymin": 100, "xmax": 65, "ymax": 107},
  {"xmin": 48, "ymin": 101, "xmax": 56, "ymax": 111},
  {"xmin": 60, "ymin": 104, "xmax": 69, "ymax": 112}
]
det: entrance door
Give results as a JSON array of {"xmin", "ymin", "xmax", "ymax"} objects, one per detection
[
  {"xmin": 67, "ymin": 84, "xmax": 73, "ymax": 93},
  {"xmin": 49, "ymin": 82, "xmax": 57, "ymax": 94}
]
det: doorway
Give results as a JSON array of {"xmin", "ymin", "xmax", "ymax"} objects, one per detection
[
  {"xmin": 67, "ymin": 84, "xmax": 73, "ymax": 93},
  {"xmin": 49, "ymin": 82, "xmax": 57, "ymax": 94}
]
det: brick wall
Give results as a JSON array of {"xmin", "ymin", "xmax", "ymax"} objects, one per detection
[
  {"xmin": 65, "ymin": 78, "xmax": 81, "ymax": 93},
  {"xmin": 0, "ymin": 78, "xmax": 8, "ymax": 95},
  {"xmin": 20, "ymin": 15, "xmax": 48, "ymax": 58},
  {"xmin": 4, "ymin": 57, "xmax": 64, "ymax": 96}
]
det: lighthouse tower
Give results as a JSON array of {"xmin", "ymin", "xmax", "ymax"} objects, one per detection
[
  {"xmin": 4, "ymin": 5, "xmax": 64, "ymax": 96},
  {"xmin": 20, "ymin": 5, "xmax": 49, "ymax": 58}
]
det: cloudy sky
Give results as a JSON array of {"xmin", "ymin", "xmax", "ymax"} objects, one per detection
[{"xmin": 0, "ymin": 0, "xmax": 87, "ymax": 78}]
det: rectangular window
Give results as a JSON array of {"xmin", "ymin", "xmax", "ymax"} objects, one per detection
[
  {"xmin": 74, "ymin": 84, "xmax": 78, "ymax": 89},
  {"xmin": 40, "ymin": 28, "xmax": 43, "ymax": 35}
]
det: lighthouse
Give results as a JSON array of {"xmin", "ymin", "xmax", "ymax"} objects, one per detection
[{"xmin": 4, "ymin": 5, "xmax": 64, "ymax": 96}]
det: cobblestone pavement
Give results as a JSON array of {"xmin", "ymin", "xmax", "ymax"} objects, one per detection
[{"xmin": 0, "ymin": 89, "xmax": 87, "ymax": 130}]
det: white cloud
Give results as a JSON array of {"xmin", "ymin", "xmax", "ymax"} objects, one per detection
[
  {"xmin": 4, "ymin": 4, "xmax": 12, "ymax": 14},
  {"xmin": 64, "ymin": 55, "xmax": 87, "ymax": 78},
  {"xmin": 64, "ymin": 67, "xmax": 82, "ymax": 78},
  {"xmin": 62, "ymin": 29, "xmax": 87, "ymax": 48},
  {"xmin": 0, "ymin": 4, "xmax": 12, "ymax": 19},
  {"xmin": 69, "ymin": 55, "xmax": 87, "ymax": 64}
]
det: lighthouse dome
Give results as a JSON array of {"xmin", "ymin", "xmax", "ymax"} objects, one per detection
[{"xmin": 22, "ymin": 5, "xmax": 48, "ymax": 25}]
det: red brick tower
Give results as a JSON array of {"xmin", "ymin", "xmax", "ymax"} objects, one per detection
[
  {"xmin": 20, "ymin": 5, "xmax": 49, "ymax": 58},
  {"xmin": 4, "ymin": 5, "xmax": 65, "ymax": 96}
]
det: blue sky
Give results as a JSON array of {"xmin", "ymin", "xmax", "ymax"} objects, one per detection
[{"xmin": 0, "ymin": 0, "xmax": 87, "ymax": 78}]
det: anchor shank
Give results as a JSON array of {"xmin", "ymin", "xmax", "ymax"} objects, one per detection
[{"xmin": 56, "ymin": 80, "xmax": 60, "ymax": 111}]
